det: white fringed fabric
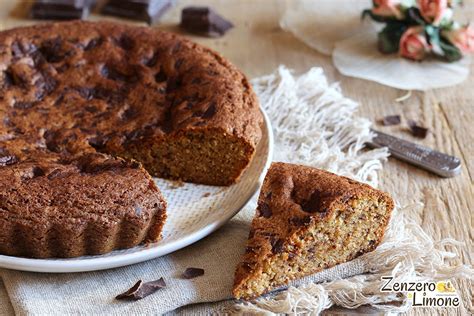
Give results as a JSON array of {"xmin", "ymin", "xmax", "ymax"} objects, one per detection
[
  {"xmin": 231, "ymin": 66, "xmax": 474, "ymax": 315},
  {"xmin": 252, "ymin": 66, "xmax": 388, "ymax": 188}
]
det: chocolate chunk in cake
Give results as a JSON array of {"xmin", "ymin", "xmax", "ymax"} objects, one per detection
[{"xmin": 233, "ymin": 162, "xmax": 394, "ymax": 299}]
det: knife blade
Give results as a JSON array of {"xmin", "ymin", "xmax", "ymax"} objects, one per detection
[{"xmin": 367, "ymin": 129, "xmax": 461, "ymax": 178}]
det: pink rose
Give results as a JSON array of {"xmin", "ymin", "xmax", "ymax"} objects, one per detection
[
  {"xmin": 399, "ymin": 26, "xmax": 430, "ymax": 61},
  {"xmin": 418, "ymin": 0, "xmax": 448, "ymax": 25},
  {"xmin": 443, "ymin": 25, "xmax": 474, "ymax": 53},
  {"xmin": 372, "ymin": 0, "xmax": 404, "ymax": 19}
]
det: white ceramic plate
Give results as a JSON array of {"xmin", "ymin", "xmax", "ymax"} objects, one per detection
[{"xmin": 0, "ymin": 109, "xmax": 273, "ymax": 273}]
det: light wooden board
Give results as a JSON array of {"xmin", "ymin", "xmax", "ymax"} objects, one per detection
[{"xmin": 0, "ymin": 0, "xmax": 472, "ymax": 315}]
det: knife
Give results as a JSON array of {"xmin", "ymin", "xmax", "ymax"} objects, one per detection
[{"xmin": 367, "ymin": 129, "xmax": 462, "ymax": 178}]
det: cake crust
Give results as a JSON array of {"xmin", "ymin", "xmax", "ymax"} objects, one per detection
[
  {"xmin": 0, "ymin": 21, "xmax": 262, "ymax": 258},
  {"xmin": 233, "ymin": 162, "xmax": 394, "ymax": 299}
]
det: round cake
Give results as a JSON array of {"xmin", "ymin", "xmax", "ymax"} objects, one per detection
[{"xmin": 0, "ymin": 21, "xmax": 263, "ymax": 258}]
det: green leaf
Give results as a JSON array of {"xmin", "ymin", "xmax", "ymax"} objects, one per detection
[
  {"xmin": 378, "ymin": 23, "xmax": 407, "ymax": 53},
  {"xmin": 406, "ymin": 7, "xmax": 426, "ymax": 25},
  {"xmin": 362, "ymin": 9, "xmax": 403, "ymax": 23},
  {"xmin": 439, "ymin": 38, "xmax": 463, "ymax": 62}
]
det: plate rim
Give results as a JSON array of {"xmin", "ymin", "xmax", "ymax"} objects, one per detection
[{"xmin": 0, "ymin": 108, "xmax": 274, "ymax": 273}]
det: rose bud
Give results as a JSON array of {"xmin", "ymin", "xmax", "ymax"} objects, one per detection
[
  {"xmin": 443, "ymin": 24, "xmax": 474, "ymax": 54},
  {"xmin": 372, "ymin": 0, "xmax": 404, "ymax": 19},
  {"xmin": 399, "ymin": 26, "xmax": 430, "ymax": 61},
  {"xmin": 417, "ymin": 0, "xmax": 448, "ymax": 25}
]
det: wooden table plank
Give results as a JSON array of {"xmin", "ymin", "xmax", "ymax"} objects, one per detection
[{"xmin": 0, "ymin": 0, "xmax": 472, "ymax": 315}]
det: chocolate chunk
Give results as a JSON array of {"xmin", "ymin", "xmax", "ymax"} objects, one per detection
[
  {"xmin": 381, "ymin": 115, "xmax": 401, "ymax": 126},
  {"xmin": 154, "ymin": 69, "xmax": 167, "ymax": 83},
  {"xmin": 116, "ymin": 278, "xmax": 166, "ymax": 301},
  {"xmin": 300, "ymin": 191, "xmax": 330, "ymax": 213},
  {"xmin": 271, "ymin": 238, "xmax": 284, "ymax": 254},
  {"xmin": 182, "ymin": 267, "xmax": 204, "ymax": 279},
  {"xmin": 114, "ymin": 35, "xmax": 135, "ymax": 51},
  {"xmin": 31, "ymin": 50, "xmax": 46, "ymax": 67},
  {"xmin": 257, "ymin": 202, "xmax": 272, "ymax": 218},
  {"xmin": 0, "ymin": 155, "xmax": 18, "ymax": 166},
  {"xmin": 32, "ymin": 166, "xmax": 46, "ymax": 177},
  {"xmin": 202, "ymin": 102, "xmax": 216, "ymax": 119},
  {"xmin": 408, "ymin": 120, "xmax": 429, "ymax": 138},
  {"xmin": 11, "ymin": 41, "xmax": 37, "ymax": 58},
  {"xmin": 43, "ymin": 130, "xmax": 61, "ymax": 152},
  {"xmin": 121, "ymin": 106, "xmax": 138, "ymax": 121},
  {"xmin": 289, "ymin": 216, "xmax": 312, "ymax": 227},
  {"xmin": 143, "ymin": 52, "xmax": 159, "ymax": 67},
  {"xmin": 39, "ymin": 37, "xmax": 66, "ymax": 63},
  {"xmin": 30, "ymin": 0, "xmax": 92, "ymax": 20},
  {"xmin": 3, "ymin": 70, "xmax": 14, "ymax": 88},
  {"xmin": 35, "ymin": 72, "xmax": 58, "ymax": 97},
  {"xmin": 88, "ymin": 135, "xmax": 108, "ymax": 150},
  {"xmin": 77, "ymin": 157, "xmax": 127, "ymax": 174},
  {"xmin": 13, "ymin": 101, "xmax": 34, "ymax": 110},
  {"xmin": 101, "ymin": 65, "xmax": 139, "ymax": 83},
  {"xmin": 101, "ymin": 0, "xmax": 173, "ymax": 24},
  {"xmin": 83, "ymin": 37, "xmax": 103, "ymax": 51},
  {"xmin": 74, "ymin": 87, "xmax": 94, "ymax": 100},
  {"xmin": 180, "ymin": 7, "xmax": 234, "ymax": 38}
]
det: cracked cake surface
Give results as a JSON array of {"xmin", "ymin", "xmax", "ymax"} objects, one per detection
[
  {"xmin": 233, "ymin": 162, "xmax": 394, "ymax": 299},
  {"xmin": 0, "ymin": 21, "xmax": 262, "ymax": 258}
]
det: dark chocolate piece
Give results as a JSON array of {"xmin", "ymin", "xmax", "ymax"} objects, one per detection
[
  {"xmin": 180, "ymin": 7, "xmax": 233, "ymax": 38},
  {"xmin": 381, "ymin": 115, "xmax": 401, "ymax": 126},
  {"xmin": 408, "ymin": 120, "xmax": 429, "ymax": 138},
  {"xmin": 271, "ymin": 238, "xmax": 284, "ymax": 254},
  {"xmin": 116, "ymin": 278, "xmax": 166, "ymax": 301},
  {"xmin": 182, "ymin": 267, "xmax": 204, "ymax": 279},
  {"xmin": 0, "ymin": 155, "xmax": 19, "ymax": 166},
  {"xmin": 257, "ymin": 202, "xmax": 272, "ymax": 218},
  {"xmin": 30, "ymin": 0, "xmax": 93, "ymax": 20},
  {"xmin": 101, "ymin": 0, "xmax": 173, "ymax": 24}
]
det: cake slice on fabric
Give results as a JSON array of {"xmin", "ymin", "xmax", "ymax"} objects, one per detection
[{"xmin": 233, "ymin": 162, "xmax": 394, "ymax": 299}]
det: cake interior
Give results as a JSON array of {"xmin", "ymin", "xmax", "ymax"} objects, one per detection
[
  {"xmin": 119, "ymin": 130, "xmax": 255, "ymax": 186},
  {"xmin": 234, "ymin": 196, "xmax": 391, "ymax": 299}
]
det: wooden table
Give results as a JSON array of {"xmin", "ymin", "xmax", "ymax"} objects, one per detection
[{"xmin": 0, "ymin": 1, "xmax": 472, "ymax": 315}]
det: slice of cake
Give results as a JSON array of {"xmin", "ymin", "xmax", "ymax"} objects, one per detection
[{"xmin": 233, "ymin": 162, "xmax": 394, "ymax": 299}]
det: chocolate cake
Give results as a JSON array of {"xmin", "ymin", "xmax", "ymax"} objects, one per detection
[
  {"xmin": 0, "ymin": 21, "xmax": 262, "ymax": 258},
  {"xmin": 233, "ymin": 162, "xmax": 394, "ymax": 299}
]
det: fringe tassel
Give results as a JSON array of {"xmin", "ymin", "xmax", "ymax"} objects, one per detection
[{"xmin": 251, "ymin": 66, "xmax": 388, "ymax": 188}]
